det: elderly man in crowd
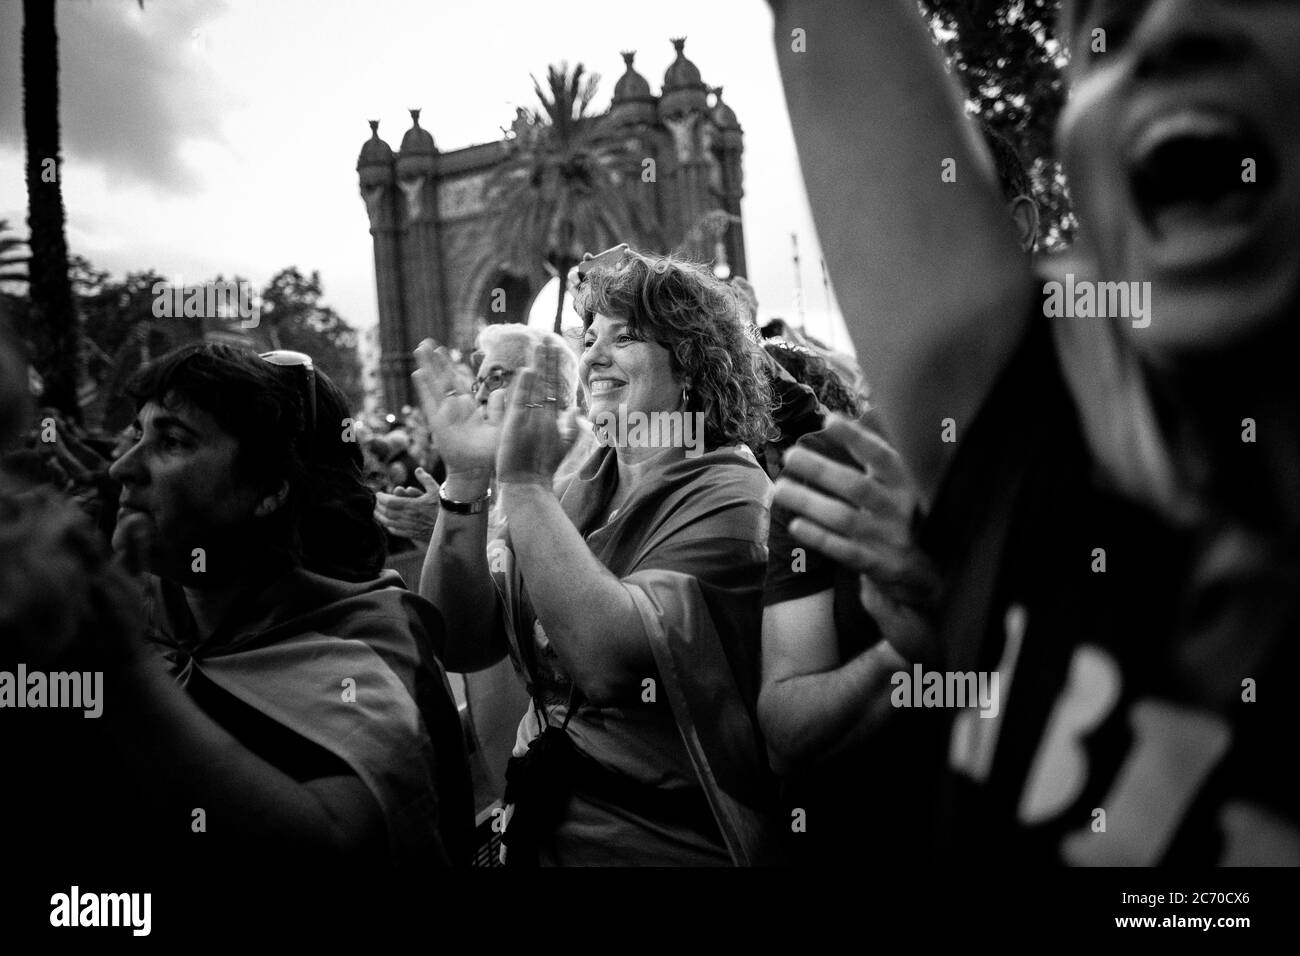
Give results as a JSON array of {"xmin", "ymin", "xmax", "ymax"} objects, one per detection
[{"xmin": 374, "ymin": 324, "xmax": 593, "ymax": 549}]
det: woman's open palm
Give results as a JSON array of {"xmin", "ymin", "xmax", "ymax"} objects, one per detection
[{"xmin": 411, "ymin": 339, "xmax": 506, "ymax": 475}]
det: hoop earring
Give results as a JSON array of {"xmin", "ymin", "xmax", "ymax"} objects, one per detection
[{"xmin": 681, "ymin": 386, "xmax": 690, "ymax": 408}]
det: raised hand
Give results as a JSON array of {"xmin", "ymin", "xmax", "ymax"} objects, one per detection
[
  {"xmin": 411, "ymin": 339, "xmax": 504, "ymax": 484},
  {"xmin": 497, "ymin": 340, "xmax": 579, "ymax": 487},
  {"xmin": 773, "ymin": 413, "xmax": 942, "ymax": 661},
  {"xmin": 375, "ymin": 467, "xmax": 439, "ymax": 546}
]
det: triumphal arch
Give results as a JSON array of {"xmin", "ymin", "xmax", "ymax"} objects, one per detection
[{"xmin": 356, "ymin": 39, "xmax": 747, "ymax": 411}]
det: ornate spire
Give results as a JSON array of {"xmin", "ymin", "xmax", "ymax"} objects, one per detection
[
  {"xmin": 712, "ymin": 85, "xmax": 741, "ymax": 134},
  {"xmin": 614, "ymin": 48, "xmax": 653, "ymax": 106},
  {"xmin": 397, "ymin": 108, "xmax": 436, "ymax": 179},
  {"xmin": 662, "ymin": 35, "xmax": 707, "ymax": 116},
  {"xmin": 357, "ymin": 119, "xmax": 394, "ymax": 184}
]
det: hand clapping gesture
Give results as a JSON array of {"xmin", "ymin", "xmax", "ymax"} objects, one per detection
[
  {"xmin": 411, "ymin": 340, "xmax": 505, "ymax": 481},
  {"xmin": 374, "ymin": 467, "xmax": 440, "ymax": 547},
  {"xmin": 496, "ymin": 340, "xmax": 580, "ymax": 488}
]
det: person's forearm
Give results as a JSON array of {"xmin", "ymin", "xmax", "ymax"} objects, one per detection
[
  {"xmin": 759, "ymin": 640, "xmax": 903, "ymax": 774},
  {"xmin": 106, "ymin": 656, "xmax": 380, "ymax": 858},
  {"xmin": 500, "ymin": 481, "xmax": 649, "ymax": 706},
  {"xmin": 772, "ymin": 0, "xmax": 1031, "ymax": 500},
  {"xmin": 418, "ymin": 469, "xmax": 506, "ymax": 672}
]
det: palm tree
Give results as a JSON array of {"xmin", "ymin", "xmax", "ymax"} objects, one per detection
[
  {"xmin": 0, "ymin": 220, "xmax": 29, "ymax": 288},
  {"xmin": 22, "ymin": 0, "xmax": 81, "ymax": 419},
  {"xmin": 485, "ymin": 63, "xmax": 652, "ymax": 333}
]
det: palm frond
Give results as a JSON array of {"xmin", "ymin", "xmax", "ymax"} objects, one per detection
[
  {"xmin": 483, "ymin": 61, "xmax": 647, "ymax": 289},
  {"xmin": 0, "ymin": 219, "xmax": 30, "ymax": 285}
]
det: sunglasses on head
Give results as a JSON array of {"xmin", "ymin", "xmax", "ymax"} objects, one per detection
[
  {"xmin": 259, "ymin": 350, "xmax": 317, "ymax": 442},
  {"xmin": 575, "ymin": 243, "xmax": 677, "ymax": 285}
]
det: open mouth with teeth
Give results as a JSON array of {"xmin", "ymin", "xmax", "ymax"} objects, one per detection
[
  {"xmin": 1129, "ymin": 112, "xmax": 1278, "ymax": 241},
  {"xmin": 588, "ymin": 379, "xmax": 626, "ymax": 395}
]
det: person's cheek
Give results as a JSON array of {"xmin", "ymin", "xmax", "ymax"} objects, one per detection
[
  {"xmin": 162, "ymin": 470, "xmax": 219, "ymax": 562},
  {"xmin": 146, "ymin": 502, "xmax": 186, "ymax": 574},
  {"xmin": 1057, "ymin": 69, "xmax": 1132, "ymax": 265},
  {"xmin": 110, "ymin": 520, "xmax": 131, "ymax": 558}
]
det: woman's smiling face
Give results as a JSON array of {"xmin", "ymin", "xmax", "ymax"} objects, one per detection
[{"xmin": 579, "ymin": 313, "xmax": 683, "ymax": 419}]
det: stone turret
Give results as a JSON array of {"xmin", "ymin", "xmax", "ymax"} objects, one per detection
[
  {"xmin": 610, "ymin": 51, "xmax": 656, "ymax": 127},
  {"xmin": 711, "ymin": 87, "xmax": 743, "ymax": 149},
  {"xmin": 355, "ymin": 119, "xmax": 408, "ymax": 414},
  {"xmin": 396, "ymin": 108, "xmax": 436, "ymax": 180},
  {"xmin": 659, "ymin": 37, "xmax": 708, "ymax": 118},
  {"xmin": 357, "ymin": 120, "xmax": 395, "ymax": 187}
]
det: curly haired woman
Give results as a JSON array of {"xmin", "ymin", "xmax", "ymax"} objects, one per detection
[{"xmin": 418, "ymin": 250, "xmax": 781, "ymax": 865}]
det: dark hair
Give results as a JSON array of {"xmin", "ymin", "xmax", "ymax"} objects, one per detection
[
  {"xmin": 759, "ymin": 318, "xmax": 793, "ymax": 340},
  {"xmin": 763, "ymin": 340, "xmax": 861, "ymax": 417},
  {"xmin": 575, "ymin": 252, "xmax": 773, "ymax": 450},
  {"xmin": 127, "ymin": 342, "xmax": 385, "ymax": 582},
  {"xmin": 979, "ymin": 120, "xmax": 1033, "ymax": 204}
]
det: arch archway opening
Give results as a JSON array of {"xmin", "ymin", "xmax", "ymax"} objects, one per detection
[
  {"xmin": 527, "ymin": 276, "xmax": 582, "ymax": 335},
  {"xmin": 478, "ymin": 272, "xmax": 533, "ymax": 327}
]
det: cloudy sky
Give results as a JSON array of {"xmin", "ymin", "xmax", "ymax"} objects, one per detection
[{"xmin": 0, "ymin": 0, "xmax": 849, "ymax": 350}]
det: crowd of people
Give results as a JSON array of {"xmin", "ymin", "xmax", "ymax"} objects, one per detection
[{"xmin": 3, "ymin": 0, "xmax": 1297, "ymax": 882}]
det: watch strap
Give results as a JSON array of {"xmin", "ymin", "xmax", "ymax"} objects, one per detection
[{"xmin": 439, "ymin": 486, "xmax": 492, "ymax": 515}]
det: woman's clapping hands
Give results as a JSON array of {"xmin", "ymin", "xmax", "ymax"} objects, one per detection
[
  {"xmin": 497, "ymin": 340, "xmax": 580, "ymax": 487},
  {"xmin": 411, "ymin": 340, "xmax": 505, "ymax": 479}
]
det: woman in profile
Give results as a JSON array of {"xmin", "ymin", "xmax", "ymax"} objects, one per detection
[{"xmin": 419, "ymin": 250, "xmax": 780, "ymax": 865}]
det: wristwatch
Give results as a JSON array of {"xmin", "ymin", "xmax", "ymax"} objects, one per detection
[{"xmin": 438, "ymin": 486, "xmax": 492, "ymax": 515}]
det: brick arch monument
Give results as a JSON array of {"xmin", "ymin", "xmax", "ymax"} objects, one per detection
[{"xmin": 356, "ymin": 39, "xmax": 747, "ymax": 413}]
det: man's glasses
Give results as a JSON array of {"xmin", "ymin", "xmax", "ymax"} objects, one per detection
[
  {"xmin": 260, "ymin": 350, "xmax": 317, "ymax": 441},
  {"xmin": 473, "ymin": 367, "xmax": 516, "ymax": 395}
]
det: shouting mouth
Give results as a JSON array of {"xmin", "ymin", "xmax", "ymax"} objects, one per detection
[{"xmin": 1127, "ymin": 108, "xmax": 1279, "ymax": 262}]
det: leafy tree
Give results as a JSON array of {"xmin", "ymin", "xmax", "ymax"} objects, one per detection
[
  {"xmin": 920, "ymin": 0, "xmax": 1076, "ymax": 249},
  {"xmin": 485, "ymin": 63, "xmax": 652, "ymax": 332},
  {"xmin": 0, "ymin": 223, "xmax": 32, "ymax": 405},
  {"xmin": 45, "ymin": 261, "xmax": 362, "ymax": 432},
  {"xmin": 258, "ymin": 267, "xmax": 363, "ymax": 412},
  {"xmin": 75, "ymin": 262, "xmax": 189, "ymax": 431},
  {"xmin": 22, "ymin": 0, "xmax": 81, "ymax": 418}
]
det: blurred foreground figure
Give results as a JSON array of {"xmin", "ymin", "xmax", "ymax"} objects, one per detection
[
  {"xmin": 1, "ymin": 319, "xmax": 146, "ymax": 871},
  {"xmin": 759, "ymin": 121, "xmax": 1040, "ymax": 865},
  {"xmin": 771, "ymin": 0, "xmax": 1300, "ymax": 864}
]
